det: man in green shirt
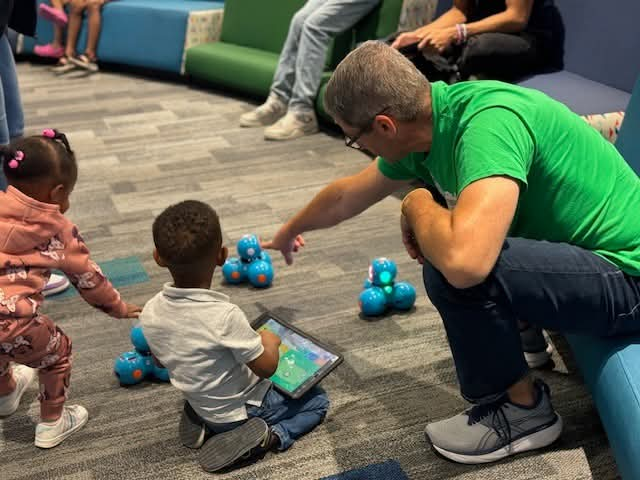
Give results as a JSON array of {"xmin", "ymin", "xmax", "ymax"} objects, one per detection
[{"xmin": 264, "ymin": 41, "xmax": 640, "ymax": 464}]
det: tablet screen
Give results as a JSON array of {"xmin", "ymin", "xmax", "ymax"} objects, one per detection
[{"xmin": 256, "ymin": 317, "xmax": 340, "ymax": 395}]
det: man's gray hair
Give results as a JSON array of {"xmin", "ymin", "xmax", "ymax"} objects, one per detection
[{"xmin": 324, "ymin": 40, "xmax": 431, "ymax": 129}]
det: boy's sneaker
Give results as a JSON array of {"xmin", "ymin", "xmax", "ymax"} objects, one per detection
[
  {"xmin": 179, "ymin": 401, "xmax": 206, "ymax": 449},
  {"xmin": 264, "ymin": 109, "xmax": 318, "ymax": 141},
  {"xmin": 38, "ymin": 3, "xmax": 68, "ymax": 27},
  {"xmin": 425, "ymin": 379, "xmax": 562, "ymax": 464},
  {"xmin": 0, "ymin": 365, "xmax": 36, "ymax": 417},
  {"xmin": 35, "ymin": 405, "xmax": 89, "ymax": 449},
  {"xmin": 43, "ymin": 273, "xmax": 70, "ymax": 297},
  {"xmin": 520, "ymin": 325, "xmax": 553, "ymax": 368},
  {"xmin": 239, "ymin": 94, "xmax": 287, "ymax": 128},
  {"xmin": 198, "ymin": 417, "xmax": 269, "ymax": 472}
]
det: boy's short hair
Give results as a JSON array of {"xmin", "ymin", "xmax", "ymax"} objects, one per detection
[{"xmin": 153, "ymin": 200, "xmax": 222, "ymax": 267}]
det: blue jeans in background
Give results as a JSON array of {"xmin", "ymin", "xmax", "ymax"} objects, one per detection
[
  {"xmin": 0, "ymin": 32, "xmax": 24, "ymax": 190},
  {"xmin": 271, "ymin": 0, "xmax": 379, "ymax": 112},
  {"xmin": 206, "ymin": 386, "xmax": 330, "ymax": 450},
  {"xmin": 423, "ymin": 237, "xmax": 640, "ymax": 404}
]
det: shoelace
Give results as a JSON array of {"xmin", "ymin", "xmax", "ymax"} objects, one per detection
[{"xmin": 467, "ymin": 397, "xmax": 513, "ymax": 448}]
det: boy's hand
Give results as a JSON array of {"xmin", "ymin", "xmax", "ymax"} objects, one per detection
[
  {"xmin": 259, "ymin": 329, "xmax": 281, "ymax": 348},
  {"xmin": 125, "ymin": 303, "xmax": 143, "ymax": 318}
]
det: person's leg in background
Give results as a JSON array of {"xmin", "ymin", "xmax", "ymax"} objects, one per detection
[
  {"xmin": 265, "ymin": 0, "xmax": 381, "ymax": 141},
  {"xmin": 422, "ymin": 237, "xmax": 640, "ymax": 464},
  {"xmin": 456, "ymin": 32, "xmax": 542, "ymax": 82},
  {"xmin": 69, "ymin": 0, "xmax": 102, "ymax": 72},
  {"xmin": 239, "ymin": 0, "xmax": 328, "ymax": 129},
  {"xmin": 0, "ymin": 32, "xmax": 25, "ymax": 190},
  {"xmin": 34, "ymin": 0, "xmax": 68, "ymax": 58},
  {"xmin": 51, "ymin": 0, "xmax": 85, "ymax": 73}
]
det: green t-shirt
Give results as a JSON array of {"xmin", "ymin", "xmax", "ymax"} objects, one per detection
[{"xmin": 379, "ymin": 81, "xmax": 640, "ymax": 275}]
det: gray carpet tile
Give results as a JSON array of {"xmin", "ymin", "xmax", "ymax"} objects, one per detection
[{"xmin": 0, "ymin": 62, "xmax": 619, "ymax": 480}]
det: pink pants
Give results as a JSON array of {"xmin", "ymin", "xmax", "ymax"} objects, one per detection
[{"xmin": 0, "ymin": 314, "xmax": 72, "ymax": 420}]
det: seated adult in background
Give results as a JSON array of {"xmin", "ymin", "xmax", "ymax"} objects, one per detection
[
  {"xmin": 240, "ymin": 0, "xmax": 381, "ymax": 142},
  {"xmin": 264, "ymin": 41, "xmax": 640, "ymax": 464},
  {"xmin": 392, "ymin": 0, "xmax": 556, "ymax": 82}
]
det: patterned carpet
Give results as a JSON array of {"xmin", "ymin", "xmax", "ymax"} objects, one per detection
[{"xmin": 0, "ymin": 62, "xmax": 620, "ymax": 480}]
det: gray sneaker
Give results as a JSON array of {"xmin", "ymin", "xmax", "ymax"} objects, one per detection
[
  {"xmin": 520, "ymin": 325, "xmax": 553, "ymax": 368},
  {"xmin": 425, "ymin": 379, "xmax": 562, "ymax": 464},
  {"xmin": 264, "ymin": 109, "xmax": 318, "ymax": 141},
  {"xmin": 239, "ymin": 94, "xmax": 287, "ymax": 128}
]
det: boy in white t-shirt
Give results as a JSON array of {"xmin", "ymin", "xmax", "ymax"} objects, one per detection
[{"xmin": 140, "ymin": 200, "xmax": 329, "ymax": 472}]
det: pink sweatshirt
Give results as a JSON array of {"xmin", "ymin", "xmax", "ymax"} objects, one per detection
[{"xmin": 0, "ymin": 186, "xmax": 127, "ymax": 319}]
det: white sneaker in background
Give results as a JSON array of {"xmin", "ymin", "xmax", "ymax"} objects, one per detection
[
  {"xmin": 264, "ymin": 109, "xmax": 318, "ymax": 141},
  {"xmin": 239, "ymin": 94, "xmax": 287, "ymax": 127},
  {"xmin": 35, "ymin": 405, "xmax": 89, "ymax": 449},
  {"xmin": 43, "ymin": 273, "xmax": 70, "ymax": 297}
]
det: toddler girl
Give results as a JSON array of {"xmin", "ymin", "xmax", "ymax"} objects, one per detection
[{"xmin": 0, "ymin": 129, "xmax": 141, "ymax": 448}]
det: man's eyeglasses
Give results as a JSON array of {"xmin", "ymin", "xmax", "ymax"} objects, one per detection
[{"xmin": 344, "ymin": 108, "xmax": 389, "ymax": 151}]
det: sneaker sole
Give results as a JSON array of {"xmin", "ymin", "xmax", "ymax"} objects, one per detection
[
  {"xmin": 43, "ymin": 279, "xmax": 70, "ymax": 297},
  {"xmin": 35, "ymin": 412, "xmax": 89, "ymax": 449},
  {"xmin": 197, "ymin": 417, "xmax": 268, "ymax": 472},
  {"xmin": 429, "ymin": 414, "xmax": 563, "ymax": 464},
  {"xmin": 264, "ymin": 127, "xmax": 319, "ymax": 141},
  {"xmin": 524, "ymin": 343, "xmax": 554, "ymax": 369},
  {"xmin": 179, "ymin": 403, "xmax": 206, "ymax": 449}
]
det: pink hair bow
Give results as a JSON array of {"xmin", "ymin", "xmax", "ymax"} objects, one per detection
[
  {"xmin": 8, "ymin": 150, "xmax": 24, "ymax": 169},
  {"xmin": 42, "ymin": 129, "xmax": 55, "ymax": 138}
]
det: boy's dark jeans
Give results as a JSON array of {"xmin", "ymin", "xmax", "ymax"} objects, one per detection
[{"xmin": 423, "ymin": 237, "xmax": 640, "ymax": 403}]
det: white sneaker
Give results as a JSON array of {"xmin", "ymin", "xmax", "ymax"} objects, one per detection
[
  {"xmin": 43, "ymin": 273, "xmax": 70, "ymax": 297},
  {"xmin": 239, "ymin": 94, "xmax": 287, "ymax": 127},
  {"xmin": 35, "ymin": 405, "xmax": 89, "ymax": 449},
  {"xmin": 0, "ymin": 364, "xmax": 36, "ymax": 417},
  {"xmin": 264, "ymin": 109, "xmax": 318, "ymax": 141}
]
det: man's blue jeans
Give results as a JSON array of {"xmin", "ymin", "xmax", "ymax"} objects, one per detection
[
  {"xmin": 271, "ymin": 0, "xmax": 379, "ymax": 111},
  {"xmin": 206, "ymin": 386, "xmax": 330, "ymax": 450},
  {"xmin": 424, "ymin": 237, "xmax": 640, "ymax": 403},
  {"xmin": 0, "ymin": 33, "xmax": 24, "ymax": 190}
]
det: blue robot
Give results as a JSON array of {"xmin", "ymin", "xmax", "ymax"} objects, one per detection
[
  {"xmin": 222, "ymin": 234, "xmax": 274, "ymax": 288},
  {"xmin": 359, "ymin": 258, "xmax": 416, "ymax": 317},
  {"xmin": 114, "ymin": 325, "xmax": 170, "ymax": 386}
]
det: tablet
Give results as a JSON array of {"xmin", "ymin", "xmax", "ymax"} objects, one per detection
[{"xmin": 251, "ymin": 312, "xmax": 343, "ymax": 399}]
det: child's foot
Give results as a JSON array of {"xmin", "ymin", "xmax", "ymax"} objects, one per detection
[
  {"xmin": 0, "ymin": 365, "xmax": 36, "ymax": 417},
  {"xmin": 179, "ymin": 401, "xmax": 206, "ymax": 449},
  {"xmin": 43, "ymin": 273, "xmax": 70, "ymax": 297},
  {"xmin": 197, "ymin": 417, "xmax": 269, "ymax": 472},
  {"xmin": 69, "ymin": 54, "xmax": 99, "ymax": 73},
  {"xmin": 51, "ymin": 56, "xmax": 77, "ymax": 75},
  {"xmin": 35, "ymin": 405, "xmax": 89, "ymax": 449},
  {"xmin": 34, "ymin": 43, "xmax": 65, "ymax": 59},
  {"xmin": 38, "ymin": 3, "xmax": 68, "ymax": 27}
]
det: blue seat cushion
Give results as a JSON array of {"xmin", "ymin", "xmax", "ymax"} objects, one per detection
[
  {"xmin": 518, "ymin": 71, "xmax": 631, "ymax": 115},
  {"xmin": 565, "ymin": 334, "xmax": 640, "ymax": 480}
]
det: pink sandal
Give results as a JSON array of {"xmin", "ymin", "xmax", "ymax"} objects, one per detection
[
  {"xmin": 38, "ymin": 3, "xmax": 68, "ymax": 27},
  {"xmin": 34, "ymin": 43, "xmax": 65, "ymax": 58}
]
